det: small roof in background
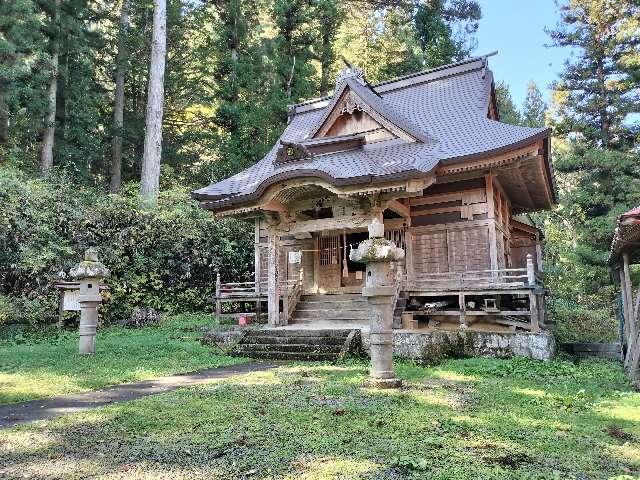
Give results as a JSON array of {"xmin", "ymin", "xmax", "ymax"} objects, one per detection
[{"xmin": 610, "ymin": 206, "xmax": 640, "ymax": 264}]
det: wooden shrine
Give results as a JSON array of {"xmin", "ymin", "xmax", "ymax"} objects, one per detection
[{"xmin": 194, "ymin": 55, "xmax": 556, "ymax": 334}]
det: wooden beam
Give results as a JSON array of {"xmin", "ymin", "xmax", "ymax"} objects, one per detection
[
  {"xmin": 437, "ymin": 146, "xmax": 538, "ymax": 176},
  {"xmin": 286, "ymin": 214, "xmax": 374, "ymax": 235},
  {"xmin": 384, "ymin": 199, "xmax": 410, "ymax": 219}
]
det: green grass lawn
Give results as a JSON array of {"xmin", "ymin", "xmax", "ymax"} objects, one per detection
[
  {"xmin": 0, "ymin": 314, "xmax": 243, "ymax": 405},
  {"xmin": 1, "ymin": 357, "xmax": 638, "ymax": 479}
]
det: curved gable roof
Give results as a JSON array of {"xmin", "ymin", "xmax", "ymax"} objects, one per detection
[{"xmin": 193, "ymin": 56, "xmax": 551, "ymax": 208}]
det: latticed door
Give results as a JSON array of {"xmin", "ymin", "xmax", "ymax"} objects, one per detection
[{"xmin": 317, "ymin": 234, "xmax": 341, "ymax": 290}]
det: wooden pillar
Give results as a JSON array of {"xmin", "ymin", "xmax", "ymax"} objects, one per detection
[
  {"xmin": 57, "ymin": 289, "xmax": 65, "ymax": 330},
  {"xmin": 535, "ymin": 240, "xmax": 543, "ymax": 273},
  {"xmin": 526, "ymin": 254, "xmax": 535, "ymax": 285},
  {"xmin": 622, "ymin": 252, "xmax": 636, "ymax": 368},
  {"xmin": 529, "ymin": 292, "xmax": 541, "ymax": 333},
  {"xmin": 215, "ymin": 271, "xmax": 221, "ymax": 317},
  {"xmin": 342, "ymin": 232, "xmax": 349, "ymax": 278},
  {"xmin": 254, "ymin": 218, "xmax": 261, "ymax": 320},
  {"xmin": 528, "ymin": 251, "xmax": 541, "ymax": 332},
  {"xmin": 485, "ymin": 174, "xmax": 499, "ymax": 271},
  {"xmin": 459, "ymin": 292, "xmax": 467, "ymax": 329},
  {"xmin": 405, "ymin": 227, "xmax": 414, "ymax": 279},
  {"xmin": 267, "ymin": 231, "xmax": 280, "ymax": 326},
  {"xmin": 313, "ymin": 234, "xmax": 320, "ymax": 293}
]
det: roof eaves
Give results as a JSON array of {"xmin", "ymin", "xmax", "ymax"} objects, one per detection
[{"xmin": 196, "ymin": 166, "xmax": 435, "ymax": 211}]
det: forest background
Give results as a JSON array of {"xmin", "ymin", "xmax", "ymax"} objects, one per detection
[{"xmin": 1, "ymin": 0, "xmax": 638, "ymax": 342}]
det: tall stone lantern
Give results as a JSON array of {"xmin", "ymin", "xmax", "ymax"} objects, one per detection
[
  {"xmin": 70, "ymin": 248, "xmax": 110, "ymax": 355},
  {"xmin": 350, "ymin": 218, "xmax": 404, "ymax": 388}
]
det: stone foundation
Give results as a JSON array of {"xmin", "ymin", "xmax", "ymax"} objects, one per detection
[{"xmin": 361, "ymin": 329, "xmax": 556, "ymax": 362}]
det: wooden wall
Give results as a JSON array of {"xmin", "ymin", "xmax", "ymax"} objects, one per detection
[{"xmin": 409, "ymin": 178, "xmax": 493, "ymax": 275}]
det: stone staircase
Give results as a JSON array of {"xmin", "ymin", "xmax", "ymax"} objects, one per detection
[
  {"xmin": 291, "ymin": 293, "xmax": 368, "ymax": 326},
  {"xmin": 231, "ymin": 328, "xmax": 358, "ymax": 361},
  {"xmin": 225, "ymin": 292, "xmax": 407, "ymax": 361}
]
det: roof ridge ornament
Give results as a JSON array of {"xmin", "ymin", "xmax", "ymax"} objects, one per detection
[
  {"xmin": 336, "ymin": 64, "xmax": 365, "ymax": 87},
  {"xmin": 338, "ymin": 57, "xmax": 382, "ymax": 98}
]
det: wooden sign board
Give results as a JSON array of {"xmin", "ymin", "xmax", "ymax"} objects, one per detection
[
  {"xmin": 63, "ymin": 290, "xmax": 81, "ymax": 311},
  {"xmin": 288, "ymin": 251, "xmax": 302, "ymax": 264}
]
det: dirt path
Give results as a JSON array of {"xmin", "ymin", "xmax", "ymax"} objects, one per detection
[{"xmin": 0, "ymin": 362, "xmax": 275, "ymax": 429}]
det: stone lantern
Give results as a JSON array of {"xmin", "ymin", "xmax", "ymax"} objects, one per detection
[
  {"xmin": 350, "ymin": 218, "xmax": 404, "ymax": 388},
  {"xmin": 70, "ymin": 248, "xmax": 110, "ymax": 355}
]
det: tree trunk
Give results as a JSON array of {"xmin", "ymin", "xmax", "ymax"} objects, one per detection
[
  {"xmin": 595, "ymin": 56, "xmax": 610, "ymax": 147},
  {"xmin": 0, "ymin": 83, "xmax": 8, "ymax": 144},
  {"xmin": 110, "ymin": 0, "xmax": 130, "ymax": 193},
  {"xmin": 40, "ymin": 0, "xmax": 60, "ymax": 175},
  {"xmin": 140, "ymin": 0, "xmax": 167, "ymax": 207}
]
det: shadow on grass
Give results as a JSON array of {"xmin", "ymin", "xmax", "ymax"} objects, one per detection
[{"xmin": 1, "ymin": 358, "xmax": 638, "ymax": 479}]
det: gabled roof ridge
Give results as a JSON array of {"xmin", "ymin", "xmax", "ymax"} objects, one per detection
[
  {"xmin": 302, "ymin": 77, "xmax": 433, "ymax": 144},
  {"xmin": 373, "ymin": 55, "xmax": 486, "ymax": 88},
  {"xmin": 289, "ymin": 55, "xmax": 489, "ymax": 112}
]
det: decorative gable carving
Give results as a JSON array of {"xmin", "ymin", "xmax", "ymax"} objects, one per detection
[
  {"xmin": 274, "ymin": 141, "xmax": 314, "ymax": 165},
  {"xmin": 316, "ymin": 90, "xmax": 393, "ymax": 142}
]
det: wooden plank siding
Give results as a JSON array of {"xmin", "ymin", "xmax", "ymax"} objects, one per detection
[{"xmin": 409, "ymin": 178, "xmax": 493, "ymax": 276}]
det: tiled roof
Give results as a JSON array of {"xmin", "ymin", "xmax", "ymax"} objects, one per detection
[
  {"xmin": 193, "ymin": 56, "xmax": 550, "ymax": 207},
  {"xmin": 610, "ymin": 206, "xmax": 640, "ymax": 263}
]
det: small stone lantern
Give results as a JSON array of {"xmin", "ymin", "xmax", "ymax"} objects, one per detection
[
  {"xmin": 70, "ymin": 248, "xmax": 110, "ymax": 355},
  {"xmin": 350, "ymin": 218, "xmax": 404, "ymax": 388}
]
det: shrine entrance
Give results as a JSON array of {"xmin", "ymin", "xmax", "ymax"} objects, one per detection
[{"xmin": 313, "ymin": 230, "xmax": 375, "ymax": 293}]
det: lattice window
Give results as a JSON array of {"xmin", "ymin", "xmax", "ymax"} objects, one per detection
[
  {"xmin": 319, "ymin": 235, "xmax": 340, "ymax": 266},
  {"xmin": 384, "ymin": 228, "xmax": 406, "ymax": 251}
]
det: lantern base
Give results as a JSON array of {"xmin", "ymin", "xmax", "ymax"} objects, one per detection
[{"xmin": 363, "ymin": 377, "xmax": 403, "ymax": 389}]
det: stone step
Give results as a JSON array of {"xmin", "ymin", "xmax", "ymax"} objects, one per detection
[
  {"xmin": 245, "ymin": 328, "xmax": 352, "ymax": 337},
  {"xmin": 297, "ymin": 299, "xmax": 368, "ymax": 307},
  {"xmin": 300, "ymin": 294, "xmax": 363, "ymax": 301},
  {"xmin": 293, "ymin": 309, "xmax": 368, "ymax": 319},
  {"xmin": 235, "ymin": 343, "xmax": 342, "ymax": 354},
  {"xmin": 240, "ymin": 334, "xmax": 347, "ymax": 345},
  {"xmin": 237, "ymin": 351, "xmax": 338, "ymax": 361}
]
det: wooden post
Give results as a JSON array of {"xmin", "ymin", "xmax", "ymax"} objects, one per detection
[
  {"xmin": 485, "ymin": 174, "xmax": 499, "ymax": 272},
  {"xmin": 267, "ymin": 232, "xmax": 280, "ymax": 326},
  {"xmin": 215, "ymin": 271, "xmax": 221, "ymax": 317},
  {"xmin": 459, "ymin": 292, "xmax": 467, "ymax": 329},
  {"xmin": 57, "ymin": 290, "xmax": 65, "ymax": 330},
  {"xmin": 529, "ymin": 292, "xmax": 541, "ymax": 333},
  {"xmin": 254, "ymin": 218, "xmax": 261, "ymax": 320},
  {"xmin": 313, "ymin": 234, "xmax": 320, "ymax": 293},
  {"xmin": 622, "ymin": 252, "xmax": 636, "ymax": 368},
  {"xmin": 282, "ymin": 246, "xmax": 289, "ymax": 325},
  {"xmin": 526, "ymin": 254, "xmax": 535, "ymax": 285},
  {"xmin": 535, "ymin": 233, "xmax": 543, "ymax": 272},
  {"xmin": 405, "ymin": 227, "xmax": 414, "ymax": 279},
  {"xmin": 620, "ymin": 267, "xmax": 631, "ymax": 343},
  {"xmin": 342, "ymin": 232, "xmax": 349, "ymax": 278}
]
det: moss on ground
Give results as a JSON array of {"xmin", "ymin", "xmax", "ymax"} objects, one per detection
[
  {"xmin": 0, "ymin": 314, "xmax": 244, "ymax": 405},
  {"xmin": 1, "ymin": 357, "xmax": 638, "ymax": 479}
]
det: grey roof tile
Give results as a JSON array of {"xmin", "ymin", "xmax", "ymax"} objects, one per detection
[{"xmin": 193, "ymin": 56, "xmax": 550, "ymax": 206}]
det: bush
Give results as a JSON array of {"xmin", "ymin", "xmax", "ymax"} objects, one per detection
[
  {"xmin": 120, "ymin": 307, "xmax": 164, "ymax": 328},
  {"xmin": 0, "ymin": 167, "xmax": 254, "ymax": 326},
  {"xmin": 550, "ymin": 298, "xmax": 619, "ymax": 343}
]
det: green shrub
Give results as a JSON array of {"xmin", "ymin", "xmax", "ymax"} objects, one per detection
[
  {"xmin": 0, "ymin": 294, "xmax": 15, "ymax": 326},
  {"xmin": 0, "ymin": 167, "xmax": 254, "ymax": 326},
  {"xmin": 550, "ymin": 298, "xmax": 618, "ymax": 343}
]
